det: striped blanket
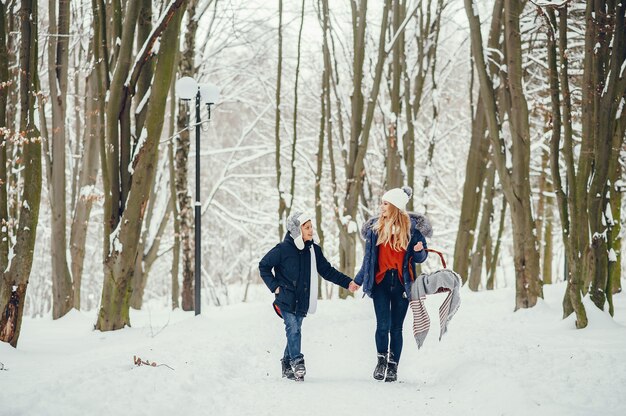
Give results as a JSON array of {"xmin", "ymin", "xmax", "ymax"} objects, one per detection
[{"xmin": 409, "ymin": 269, "xmax": 462, "ymax": 349}]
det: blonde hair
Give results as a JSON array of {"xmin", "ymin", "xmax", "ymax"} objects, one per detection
[{"xmin": 374, "ymin": 204, "xmax": 411, "ymax": 251}]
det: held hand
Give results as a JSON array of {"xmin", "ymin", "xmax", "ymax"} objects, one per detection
[
  {"xmin": 348, "ymin": 281, "xmax": 360, "ymax": 293},
  {"xmin": 274, "ymin": 287, "xmax": 280, "ymax": 294},
  {"xmin": 414, "ymin": 241, "xmax": 424, "ymax": 252}
]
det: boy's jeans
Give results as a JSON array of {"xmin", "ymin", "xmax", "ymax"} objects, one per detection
[
  {"xmin": 372, "ymin": 269, "xmax": 409, "ymax": 362},
  {"xmin": 282, "ymin": 310, "xmax": 305, "ymax": 362}
]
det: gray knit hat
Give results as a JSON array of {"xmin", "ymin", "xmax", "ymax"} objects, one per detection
[{"xmin": 287, "ymin": 211, "xmax": 312, "ymax": 250}]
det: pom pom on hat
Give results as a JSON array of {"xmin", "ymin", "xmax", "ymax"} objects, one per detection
[
  {"xmin": 286, "ymin": 211, "xmax": 312, "ymax": 250},
  {"xmin": 382, "ymin": 186, "xmax": 412, "ymax": 211}
]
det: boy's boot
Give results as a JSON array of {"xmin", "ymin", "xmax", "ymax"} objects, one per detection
[
  {"xmin": 281, "ymin": 358, "xmax": 295, "ymax": 380},
  {"xmin": 373, "ymin": 353, "xmax": 387, "ymax": 380},
  {"xmin": 385, "ymin": 353, "xmax": 398, "ymax": 382},
  {"xmin": 291, "ymin": 357, "xmax": 306, "ymax": 381}
]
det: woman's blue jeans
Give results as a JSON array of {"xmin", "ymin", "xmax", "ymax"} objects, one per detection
[
  {"xmin": 372, "ymin": 269, "xmax": 409, "ymax": 362},
  {"xmin": 281, "ymin": 310, "xmax": 305, "ymax": 362}
]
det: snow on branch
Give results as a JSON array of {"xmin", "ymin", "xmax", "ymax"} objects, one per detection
[
  {"xmin": 201, "ymin": 104, "xmax": 272, "ymax": 215},
  {"xmin": 385, "ymin": 2, "xmax": 420, "ymax": 54},
  {"xmin": 124, "ymin": 0, "xmax": 186, "ymax": 93}
]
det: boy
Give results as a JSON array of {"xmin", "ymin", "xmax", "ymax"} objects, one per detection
[{"xmin": 259, "ymin": 211, "xmax": 359, "ymax": 381}]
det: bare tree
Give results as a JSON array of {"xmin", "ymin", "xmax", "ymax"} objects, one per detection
[
  {"xmin": 454, "ymin": 0, "xmax": 503, "ymax": 282},
  {"xmin": 464, "ymin": 0, "xmax": 542, "ymax": 310},
  {"xmin": 0, "ymin": 0, "xmax": 43, "ymax": 347},
  {"xmin": 176, "ymin": 0, "xmax": 199, "ymax": 311},
  {"xmin": 45, "ymin": 0, "xmax": 73, "ymax": 318},
  {"xmin": 339, "ymin": 0, "xmax": 391, "ymax": 292},
  {"xmin": 96, "ymin": 0, "xmax": 186, "ymax": 331}
]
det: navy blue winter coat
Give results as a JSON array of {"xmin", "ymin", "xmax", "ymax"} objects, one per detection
[
  {"xmin": 259, "ymin": 233, "xmax": 353, "ymax": 316},
  {"xmin": 354, "ymin": 213, "xmax": 433, "ymax": 297}
]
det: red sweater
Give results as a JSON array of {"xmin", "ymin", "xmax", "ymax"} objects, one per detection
[{"xmin": 375, "ymin": 242, "xmax": 412, "ymax": 284}]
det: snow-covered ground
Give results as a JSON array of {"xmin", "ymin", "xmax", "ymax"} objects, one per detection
[{"xmin": 1, "ymin": 281, "xmax": 625, "ymax": 416}]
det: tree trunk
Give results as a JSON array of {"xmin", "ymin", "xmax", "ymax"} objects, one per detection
[
  {"xmin": 504, "ymin": 0, "xmax": 542, "ymax": 309},
  {"xmin": 0, "ymin": 0, "xmax": 9, "ymax": 274},
  {"xmin": 464, "ymin": 0, "xmax": 541, "ymax": 310},
  {"xmin": 586, "ymin": 1, "xmax": 625, "ymax": 312},
  {"xmin": 339, "ymin": 0, "xmax": 390, "ymax": 294},
  {"xmin": 609, "ymin": 110, "xmax": 626, "ymax": 298},
  {"xmin": 454, "ymin": 0, "xmax": 503, "ymax": 281},
  {"xmin": 1, "ymin": 0, "xmax": 42, "ymax": 347},
  {"xmin": 385, "ymin": 0, "xmax": 404, "ymax": 189},
  {"xmin": 47, "ymin": 0, "xmax": 74, "ymax": 319},
  {"xmin": 274, "ymin": 0, "xmax": 286, "ymax": 240},
  {"xmin": 168, "ymin": 81, "xmax": 181, "ymax": 310},
  {"xmin": 486, "ymin": 197, "xmax": 507, "ymax": 290},
  {"xmin": 544, "ymin": 6, "xmax": 587, "ymax": 327},
  {"xmin": 468, "ymin": 163, "xmax": 496, "ymax": 291},
  {"xmin": 177, "ymin": 0, "xmax": 198, "ymax": 311},
  {"xmin": 96, "ymin": 3, "xmax": 185, "ymax": 331},
  {"xmin": 69, "ymin": 70, "xmax": 101, "ymax": 309},
  {"xmin": 542, "ymin": 203, "xmax": 554, "ymax": 285}
]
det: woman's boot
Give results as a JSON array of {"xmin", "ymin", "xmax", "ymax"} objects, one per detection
[
  {"xmin": 385, "ymin": 354, "xmax": 397, "ymax": 382},
  {"xmin": 373, "ymin": 353, "xmax": 387, "ymax": 380}
]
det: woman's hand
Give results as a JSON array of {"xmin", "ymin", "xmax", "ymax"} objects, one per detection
[
  {"xmin": 348, "ymin": 281, "xmax": 360, "ymax": 293},
  {"xmin": 414, "ymin": 241, "xmax": 424, "ymax": 252},
  {"xmin": 274, "ymin": 287, "xmax": 280, "ymax": 294}
]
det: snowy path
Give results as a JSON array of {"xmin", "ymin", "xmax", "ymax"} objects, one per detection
[{"xmin": 1, "ymin": 282, "xmax": 625, "ymax": 416}]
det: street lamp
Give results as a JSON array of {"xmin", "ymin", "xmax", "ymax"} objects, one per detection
[{"xmin": 175, "ymin": 76, "xmax": 220, "ymax": 316}]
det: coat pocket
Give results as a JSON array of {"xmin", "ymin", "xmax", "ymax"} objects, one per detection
[{"xmin": 276, "ymin": 284, "xmax": 296, "ymax": 309}]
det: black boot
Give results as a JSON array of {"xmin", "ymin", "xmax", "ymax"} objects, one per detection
[
  {"xmin": 373, "ymin": 353, "xmax": 387, "ymax": 381},
  {"xmin": 281, "ymin": 358, "xmax": 295, "ymax": 380},
  {"xmin": 291, "ymin": 357, "xmax": 306, "ymax": 381},
  {"xmin": 385, "ymin": 354, "xmax": 397, "ymax": 382}
]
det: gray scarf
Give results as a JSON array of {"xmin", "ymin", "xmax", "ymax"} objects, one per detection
[{"xmin": 409, "ymin": 269, "xmax": 462, "ymax": 349}]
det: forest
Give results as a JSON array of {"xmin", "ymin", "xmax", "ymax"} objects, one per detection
[{"xmin": 0, "ymin": 0, "xmax": 624, "ymax": 351}]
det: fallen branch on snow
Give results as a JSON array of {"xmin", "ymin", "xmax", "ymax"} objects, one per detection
[{"xmin": 133, "ymin": 355, "xmax": 174, "ymax": 371}]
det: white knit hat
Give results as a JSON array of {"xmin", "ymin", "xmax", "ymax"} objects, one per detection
[
  {"xmin": 382, "ymin": 186, "xmax": 412, "ymax": 211},
  {"xmin": 287, "ymin": 211, "xmax": 312, "ymax": 250}
]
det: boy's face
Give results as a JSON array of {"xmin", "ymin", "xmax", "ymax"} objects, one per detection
[{"xmin": 301, "ymin": 220, "xmax": 313, "ymax": 242}]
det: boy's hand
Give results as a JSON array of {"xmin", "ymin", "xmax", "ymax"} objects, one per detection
[
  {"xmin": 348, "ymin": 281, "xmax": 360, "ymax": 293},
  {"xmin": 414, "ymin": 241, "xmax": 424, "ymax": 252}
]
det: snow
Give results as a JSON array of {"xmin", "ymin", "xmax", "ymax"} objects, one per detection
[
  {"xmin": 605, "ymin": 202, "xmax": 614, "ymax": 225},
  {"xmin": 471, "ymin": 0, "xmax": 479, "ymax": 17},
  {"xmin": 1, "ymin": 282, "xmax": 625, "ymax": 415},
  {"xmin": 129, "ymin": 128, "xmax": 148, "ymax": 174},
  {"xmin": 135, "ymin": 87, "xmax": 152, "ymax": 115}
]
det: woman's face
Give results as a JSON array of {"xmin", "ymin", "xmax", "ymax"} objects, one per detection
[
  {"xmin": 301, "ymin": 221, "xmax": 314, "ymax": 242},
  {"xmin": 380, "ymin": 200, "xmax": 391, "ymax": 218}
]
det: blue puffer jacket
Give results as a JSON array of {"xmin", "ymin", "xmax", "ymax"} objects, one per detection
[
  {"xmin": 259, "ymin": 233, "xmax": 353, "ymax": 316},
  {"xmin": 354, "ymin": 213, "xmax": 433, "ymax": 297}
]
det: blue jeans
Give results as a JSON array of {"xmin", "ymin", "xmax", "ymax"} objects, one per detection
[
  {"xmin": 282, "ymin": 310, "xmax": 305, "ymax": 362},
  {"xmin": 372, "ymin": 269, "xmax": 409, "ymax": 362}
]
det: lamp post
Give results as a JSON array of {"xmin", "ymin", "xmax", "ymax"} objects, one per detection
[{"xmin": 175, "ymin": 76, "xmax": 220, "ymax": 316}]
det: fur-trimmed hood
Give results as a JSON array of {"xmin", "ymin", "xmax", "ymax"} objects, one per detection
[{"xmin": 360, "ymin": 212, "xmax": 433, "ymax": 239}]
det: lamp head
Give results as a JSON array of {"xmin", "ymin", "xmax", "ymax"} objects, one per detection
[
  {"xmin": 200, "ymin": 83, "xmax": 220, "ymax": 105},
  {"xmin": 175, "ymin": 76, "xmax": 198, "ymax": 100}
]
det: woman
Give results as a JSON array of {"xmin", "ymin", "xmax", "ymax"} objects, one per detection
[
  {"xmin": 354, "ymin": 187, "xmax": 432, "ymax": 382},
  {"xmin": 259, "ymin": 211, "xmax": 359, "ymax": 381}
]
